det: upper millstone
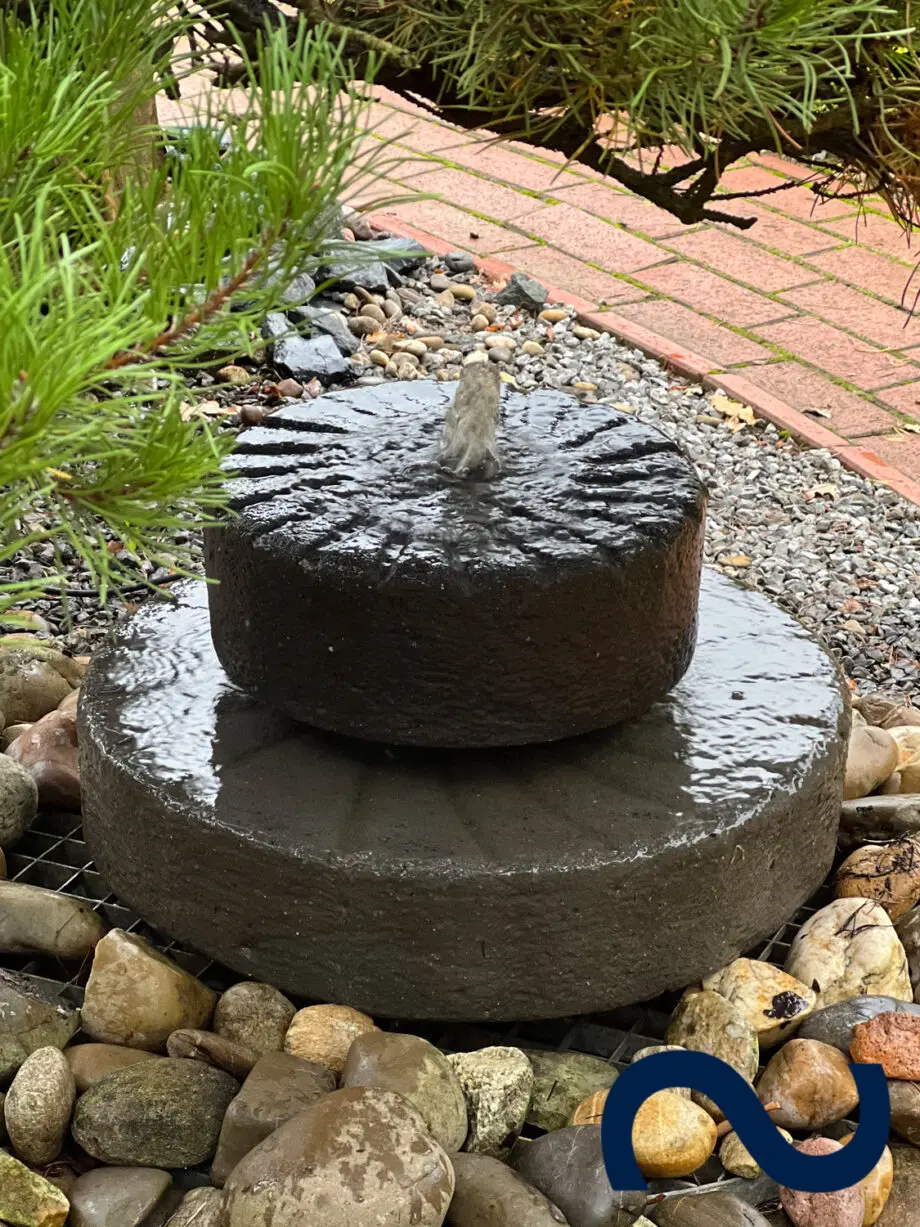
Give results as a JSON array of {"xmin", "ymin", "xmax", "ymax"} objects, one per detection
[{"xmin": 204, "ymin": 380, "xmax": 706, "ymax": 747}]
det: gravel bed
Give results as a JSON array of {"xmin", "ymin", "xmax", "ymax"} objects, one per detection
[{"xmin": 5, "ymin": 235, "xmax": 920, "ymax": 698}]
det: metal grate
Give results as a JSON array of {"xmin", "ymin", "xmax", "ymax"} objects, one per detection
[{"xmin": 2, "ymin": 808, "xmax": 833, "ymax": 1206}]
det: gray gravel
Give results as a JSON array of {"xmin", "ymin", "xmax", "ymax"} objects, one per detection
[{"xmin": 5, "ymin": 240, "xmax": 920, "ymax": 698}]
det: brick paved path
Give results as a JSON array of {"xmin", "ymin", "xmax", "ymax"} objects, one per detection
[{"xmin": 159, "ymin": 83, "xmax": 920, "ymax": 492}]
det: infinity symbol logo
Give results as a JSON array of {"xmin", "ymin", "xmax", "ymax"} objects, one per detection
[{"xmin": 600, "ymin": 1049, "xmax": 890, "ymax": 1193}]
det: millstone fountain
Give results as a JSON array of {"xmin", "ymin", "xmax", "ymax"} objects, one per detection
[{"xmin": 79, "ymin": 366, "xmax": 848, "ymax": 1020}]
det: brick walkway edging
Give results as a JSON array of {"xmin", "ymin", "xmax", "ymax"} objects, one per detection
[{"xmin": 371, "ymin": 211, "xmax": 920, "ymax": 510}]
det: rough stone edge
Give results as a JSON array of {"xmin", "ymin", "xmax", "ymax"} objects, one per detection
[{"xmin": 367, "ymin": 211, "xmax": 920, "ymax": 511}]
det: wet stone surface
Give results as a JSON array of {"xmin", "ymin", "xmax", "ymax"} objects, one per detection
[
  {"xmin": 204, "ymin": 382, "xmax": 707, "ymax": 747},
  {"xmin": 80, "ymin": 567, "xmax": 845, "ymax": 1020}
]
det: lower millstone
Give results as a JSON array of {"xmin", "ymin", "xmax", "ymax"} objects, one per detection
[{"xmin": 78, "ymin": 570, "xmax": 847, "ymax": 1020}]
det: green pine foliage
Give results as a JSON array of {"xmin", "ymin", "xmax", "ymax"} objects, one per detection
[{"xmin": 0, "ymin": 0, "xmax": 388, "ymax": 617}]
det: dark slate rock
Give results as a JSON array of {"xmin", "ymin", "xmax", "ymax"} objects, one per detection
[
  {"xmin": 509, "ymin": 1127, "xmax": 647, "ymax": 1227},
  {"xmin": 287, "ymin": 305, "xmax": 359, "ymax": 356},
  {"xmin": 443, "ymin": 251, "xmax": 477, "ymax": 274},
  {"xmin": 317, "ymin": 256, "xmax": 390, "ymax": 294},
  {"xmin": 279, "ymin": 272, "xmax": 316, "ymax": 307},
  {"xmin": 496, "ymin": 271, "xmax": 548, "ymax": 311},
  {"xmin": 797, "ymin": 995, "xmax": 920, "ymax": 1053},
  {"xmin": 259, "ymin": 313, "xmax": 289, "ymax": 342},
  {"xmin": 370, "ymin": 236, "xmax": 429, "ymax": 273},
  {"xmin": 270, "ymin": 334, "xmax": 353, "ymax": 385}
]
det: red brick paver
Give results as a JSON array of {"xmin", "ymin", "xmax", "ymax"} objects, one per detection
[{"xmin": 158, "ymin": 83, "xmax": 920, "ymax": 505}]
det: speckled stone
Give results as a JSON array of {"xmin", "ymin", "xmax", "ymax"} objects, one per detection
[
  {"xmin": 0, "ymin": 1153, "xmax": 69, "ymax": 1227},
  {"xmin": 342, "ymin": 1030, "xmax": 467, "ymax": 1151},
  {"xmin": 221, "ymin": 1087, "xmax": 454, "ymax": 1227},
  {"xmin": 447, "ymin": 1047, "xmax": 532, "ymax": 1156},
  {"xmin": 666, "ymin": 990, "xmax": 759, "ymax": 1119},
  {"xmin": 72, "ymin": 1057, "xmax": 238, "ymax": 1168},
  {"xmin": 4, "ymin": 1046, "xmax": 75, "ymax": 1165},
  {"xmin": 835, "ymin": 838, "xmax": 920, "ymax": 922}
]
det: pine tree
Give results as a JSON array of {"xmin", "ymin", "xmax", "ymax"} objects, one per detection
[
  {"xmin": 0, "ymin": 0, "xmax": 392, "ymax": 617},
  {"xmin": 198, "ymin": 0, "xmax": 920, "ymax": 230}
]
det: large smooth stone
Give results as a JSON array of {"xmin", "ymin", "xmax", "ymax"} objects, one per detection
[
  {"xmin": 68, "ymin": 1168, "xmax": 171, "ymax": 1227},
  {"xmin": 71, "ymin": 1058, "xmax": 238, "ymax": 1168},
  {"xmin": 211, "ymin": 1051, "xmax": 336, "ymax": 1187},
  {"xmin": 341, "ymin": 1030, "xmax": 468, "ymax": 1151},
  {"xmin": 844, "ymin": 727, "xmax": 899, "ymax": 800},
  {"xmin": 840, "ymin": 796, "xmax": 920, "ymax": 848},
  {"xmin": 798, "ymin": 995, "xmax": 920, "ymax": 1051},
  {"xmin": 784, "ymin": 899, "xmax": 911, "ymax": 1009},
  {"xmin": 203, "ymin": 384, "xmax": 707, "ymax": 747},
  {"xmin": 221, "ymin": 1086, "xmax": 454, "ymax": 1227},
  {"xmin": 0, "ymin": 881, "xmax": 105, "ymax": 958},
  {"xmin": 81, "ymin": 929, "xmax": 216, "ymax": 1050},
  {"xmin": 527, "ymin": 1051, "xmax": 619, "ymax": 1132},
  {"xmin": 285, "ymin": 1003, "xmax": 377, "ymax": 1073},
  {"xmin": 7, "ymin": 708, "xmax": 80, "ymax": 809},
  {"xmin": 447, "ymin": 1153, "xmax": 567, "ymax": 1226},
  {"xmin": 835, "ymin": 838, "xmax": 920, "ymax": 921},
  {"xmin": 631, "ymin": 1090, "xmax": 717, "ymax": 1178},
  {"xmin": 0, "ymin": 644, "xmax": 79, "ymax": 724},
  {"xmin": 509, "ymin": 1126, "xmax": 647, "ymax": 1227},
  {"xmin": 755, "ymin": 1039, "xmax": 858, "ymax": 1129},
  {"xmin": 0, "ymin": 970, "xmax": 79, "ymax": 1080},
  {"xmin": 79, "ymin": 570, "xmax": 847, "ymax": 1019}
]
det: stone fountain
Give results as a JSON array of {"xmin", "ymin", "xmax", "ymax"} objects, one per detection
[{"xmin": 79, "ymin": 370, "xmax": 848, "ymax": 1020}]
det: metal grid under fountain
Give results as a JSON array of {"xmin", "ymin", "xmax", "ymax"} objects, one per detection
[{"xmin": 3, "ymin": 807, "xmax": 831, "ymax": 1207}]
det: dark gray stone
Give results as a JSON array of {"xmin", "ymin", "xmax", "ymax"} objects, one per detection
[
  {"xmin": 279, "ymin": 272, "xmax": 316, "ymax": 306},
  {"xmin": 270, "ymin": 333, "xmax": 353, "ymax": 385},
  {"xmin": 79, "ymin": 565, "xmax": 846, "ymax": 1019},
  {"xmin": 878, "ymin": 1146, "xmax": 920, "ymax": 1226},
  {"xmin": 447, "ymin": 1153, "xmax": 567, "ymax": 1225},
  {"xmin": 370, "ymin": 235, "xmax": 429, "ymax": 272},
  {"xmin": 204, "ymin": 382, "xmax": 707, "ymax": 746},
  {"xmin": 797, "ymin": 995, "xmax": 920, "ymax": 1052},
  {"xmin": 509, "ymin": 1127, "xmax": 647, "ymax": 1226},
  {"xmin": 286, "ymin": 305, "xmax": 359, "ymax": 355},
  {"xmin": 71, "ymin": 1058, "xmax": 239, "ymax": 1168},
  {"xmin": 317, "ymin": 255, "xmax": 390, "ymax": 294},
  {"xmin": 68, "ymin": 1167, "xmax": 171, "ymax": 1227},
  {"xmin": 839, "ymin": 795, "xmax": 920, "ymax": 848},
  {"xmin": 652, "ymin": 1192, "xmax": 773, "ymax": 1226},
  {"xmin": 495, "ymin": 271, "xmax": 548, "ymax": 311},
  {"xmin": 259, "ymin": 312, "xmax": 288, "ymax": 342},
  {"xmin": 443, "ymin": 251, "xmax": 477, "ymax": 274}
]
